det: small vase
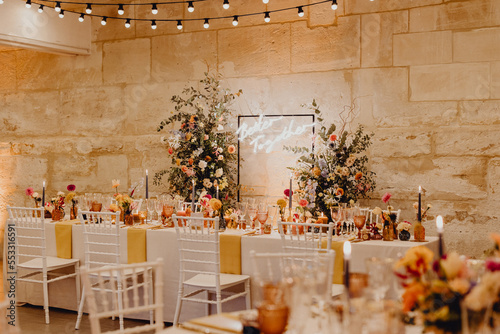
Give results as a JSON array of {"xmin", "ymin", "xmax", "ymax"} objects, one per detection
[
  {"xmin": 414, "ymin": 221, "xmax": 426, "ymax": 242},
  {"xmin": 399, "ymin": 230, "xmax": 411, "ymax": 241},
  {"xmin": 52, "ymin": 206, "xmax": 62, "ymax": 221},
  {"xmin": 70, "ymin": 206, "xmax": 78, "ymax": 220},
  {"xmin": 124, "ymin": 213, "xmax": 133, "ymax": 226},
  {"xmin": 383, "ymin": 222, "xmax": 394, "ymax": 241}
]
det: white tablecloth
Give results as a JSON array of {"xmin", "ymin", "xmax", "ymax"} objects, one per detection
[{"xmin": 3, "ymin": 220, "xmax": 439, "ymax": 323}]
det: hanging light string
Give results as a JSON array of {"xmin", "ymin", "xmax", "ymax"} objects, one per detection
[{"xmin": 20, "ymin": 0, "xmax": 335, "ymax": 27}]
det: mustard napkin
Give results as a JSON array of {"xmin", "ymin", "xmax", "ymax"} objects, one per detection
[
  {"xmin": 321, "ymin": 239, "xmax": 345, "ymax": 284},
  {"xmin": 188, "ymin": 313, "xmax": 243, "ymax": 334},
  {"xmin": 127, "ymin": 224, "xmax": 156, "ymax": 264},
  {"xmin": 55, "ymin": 219, "xmax": 80, "ymax": 259},
  {"xmin": 220, "ymin": 233, "xmax": 242, "ymax": 275}
]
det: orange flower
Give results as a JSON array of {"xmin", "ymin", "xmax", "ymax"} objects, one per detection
[
  {"xmin": 168, "ymin": 147, "xmax": 173, "ymax": 154},
  {"xmin": 355, "ymin": 172, "xmax": 363, "ymax": 180},
  {"xmin": 188, "ymin": 158, "xmax": 193, "ymax": 165},
  {"xmin": 335, "ymin": 188, "xmax": 344, "ymax": 196},
  {"xmin": 312, "ymin": 167, "xmax": 321, "ymax": 177},
  {"xmin": 228, "ymin": 145, "xmax": 236, "ymax": 154},
  {"xmin": 402, "ymin": 282, "xmax": 426, "ymax": 313},
  {"xmin": 205, "ymin": 156, "xmax": 212, "ymax": 162},
  {"xmin": 329, "ymin": 134, "xmax": 337, "ymax": 141},
  {"xmin": 299, "ymin": 199, "xmax": 308, "ymax": 207},
  {"xmin": 189, "ymin": 115, "xmax": 196, "ymax": 123},
  {"xmin": 176, "ymin": 159, "xmax": 181, "ymax": 166},
  {"xmin": 181, "ymin": 165, "xmax": 188, "ymax": 173},
  {"xmin": 491, "ymin": 233, "xmax": 500, "ymax": 246},
  {"xmin": 185, "ymin": 133, "xmax": 192, "ymax": 141}
]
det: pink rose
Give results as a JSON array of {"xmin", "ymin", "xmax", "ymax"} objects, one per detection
[
  {"xmin": 382, "ymin": 192, "xmax": 392, "ymax": 204},
  {"xmin": 298, "ymin": 199, "xmax": 308, "ymax": 207},
  {"xmin": 25, "ymin": 187, "xmax": 34, "ymax": 197}
]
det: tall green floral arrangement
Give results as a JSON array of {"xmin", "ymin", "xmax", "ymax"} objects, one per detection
[
  {"xmin": 286, "ymin": 100, "xmax": 376, "ymax": 221},
  {"xmin": 154, "ymin": 72, "xmax": 241, "ymax": 203}
]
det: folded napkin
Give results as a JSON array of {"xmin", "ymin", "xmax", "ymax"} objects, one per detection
[
  {"xmin": 188, "ymin": 313, "xmax": 243, "ymax": 334},
  {"xmin": 220, "ymin": 233, "xmax": 242, "ymax": 275},
  {"xmin": 55, "ymin": 219, "xmax": 80, "ymax": 259},
  {"xmin": 321, "ymin": 239, "xmax": 345, "ymax": 284},
  {"xmin": 127, "ymin": 224, "xmax": 156, "ymax": 264}
]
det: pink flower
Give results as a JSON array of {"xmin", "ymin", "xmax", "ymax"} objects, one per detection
[
  {"xmin": 486, "ymin": 260, "xmax": 500, "ymax": 272},
  {"xmin": 168, "ymin": 148, "xmax": 173, "ymax": 154},
  {"xmin": 204, "ymin": 194, "xmax": 212, "ymax": 200},
  {"xmin": 298, "ymin": 199, "xmax": 308, "ymax": 207},
  {"xmin": 382, "ymin": 192, "xmax": 392, "ymax": 204},
  {"xmin": 284, "ymin": 189, "xmax": 293, "ymax": 197},
  {"xmin": 67, "ymin": 184, "xmax": 76, "ymax": 192},
  {"xmin": 25, "ymin": 187, "xmax": 34, "ymax": 197}
]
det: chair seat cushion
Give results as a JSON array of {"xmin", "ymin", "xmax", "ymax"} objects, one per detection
[
  {"xmin": 18, "ymin": 256, "xmax": 79, "ymax": 270},
  {"xmin": 184, "ymin": 273, "xmax": 249, "ymax": 288}
]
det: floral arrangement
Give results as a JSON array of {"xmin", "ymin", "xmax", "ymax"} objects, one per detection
[
  {"xmin": 373, "ymin": 192, "xmax": 397, "ymax": 223},
  {"xmin": 286, "ymin": 100, "xmax": 376, "ymax": 221},
  {"xmin": 113, "ymin": 194, "xmax": 136, "ymax": 215},
  {"xmin": 65, "ymin": 184, "xmax": 77, "ymax": 206},
  {"xmin": 414, "ymin": 201, "xmax": 433, "ymax": 221},
  {"xmin": 276, "ymin": 199, "xmax": 287, "ymax": 218},
  {"xmin": 25, "ymin": 187, "xmax": 42, "ymax": 207},
  {"xmin": 155, "ymin": 72, "xmax": 241, "ymax": 207},
  {"xmin": 397, "ymin": 221, "xmax": 412, "ymax": 232}
]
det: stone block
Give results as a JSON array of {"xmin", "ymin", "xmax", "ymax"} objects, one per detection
[
  {"xmin": 394, "ymin": 31, "xmax": 452, "ymax": 66},
  {"xmin": 152, "ymin": 32, "xmax": 217, "ymax": 82},
  {"xmin": 308, "ymin": 0, "xmax": 340, "ymax": 27},
  {"xmin": 371, "ymin": 130, "xmax": 431, "ymax": 158},
  {"xmin": 103, "ymin": 38, "xmax": 150, "ymax": 84},
  {"xmin": 488, "ymin": 158, "xmax": 500, "ymax": 201},
  {"xmin": 458, "ymin": 101, "xmax": 500, "ymax": 126},
  {"xmin": 291, "ymin": 17, "xmax": 360, "ymax": 72},
  {"xmin": 0, "ymin": 156, "xmax": 48, "ymax": 190},
  {"xmin": 96, "ymin": 155, "xmax": 129, "ymax": 191},
  {"xmin": 435, "ymin": 128, "xmax": 500, "ymax": 156},
  {"xmin": 490, "ymin": 62, "xmax": 500, "ymax": 99},
  {"xmin": 454, "ymin": 28, "xmax": 500, "ymax": 63},
  {"xmin": 410, "ymin": 63, "xmax": 490, "ymax": 101},
  {"xmin": 410, "ymin": 0, "xmax": 500, "ymax": 33},
  {"xmin": 362, "ymin": 11, "xmax": 408, "ymax": 68},
  {"xmin": 225, "ymin": 77, "xmax": 272, "ymax": 116},
  {"xmin": 0, "ymin": 52, "xmax": 16, "ymax": 91},
  {"xmin": 218, "ymin": 24, "xmax": 290, "ymax": 77},
  {"xmin": 346, "ymin": 0, "xmax": 441, "ymax": 15}
]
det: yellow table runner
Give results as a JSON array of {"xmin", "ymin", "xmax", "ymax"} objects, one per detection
[
  {"xmin": 220, "ymin": 233, "xmax": 242, "ymax": 275},
  {"xmin": 127, "ymin": 224, "xmax": 158, "ymax": 264},
  {"xmin": 321, "ymin": 239, "xmax": 345, "ymax": 284},
  {"xmin": 55, "ymin": 219, "xmax": 80, "ymax": 259}
]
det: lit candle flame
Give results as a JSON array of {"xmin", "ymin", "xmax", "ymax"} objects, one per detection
[{"xmin": 343, "ymin": 241, "xmax": 351, "ymax": 260}]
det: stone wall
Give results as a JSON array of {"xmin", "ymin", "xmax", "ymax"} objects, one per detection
[{"xmin": 1, "ymin": 0, "xmax": 499, "ymax": 257}]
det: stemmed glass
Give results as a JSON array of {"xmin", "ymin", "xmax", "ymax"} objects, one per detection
[
  {"xmin": 146, "ymin": 199, "xmax": 155, "ymax": 224},
  {"xmin": 353, "ymin": 207, "xmax": 366, "ymax": 240},
  {"xmin": 267, "ymin": 205, "xmax": 278, "ymax": 231},
  {"xmin": 256, "ymin": 202, "xmax": 269, "ymax": 233},
  {"xmin": 236, "ymin": 202, "xmax": 248, "ymax": 230},
  {"xmin": 247, "ymin": 201, "xmax": 257, "ymax": 230},
  {"xmin": 154, "ymin": 199, "xmax": 163, "ymax": 223}
]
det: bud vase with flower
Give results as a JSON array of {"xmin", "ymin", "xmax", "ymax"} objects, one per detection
[
  {"xmin": 413, "ymin": 201, "xmax": 432, "ymax": 242},
  {"xmin": 66, "ymin": 184, "xmax": 78, "ymax": 220},
  {"xmin": 25, "ymin": 187, "xmax": 43, "ymax": 217}
]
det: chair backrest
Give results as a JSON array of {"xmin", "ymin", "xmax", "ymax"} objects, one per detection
[
  {"xmin": 371, "ymin": 209, "xmax": 401, "ymax": 225},
  {"xmin": 79, "ymin": 211, "xmax": 121, "ymax": 270},
  {"xmin": 172, "ymin": 214, "xmax": 220, "ymax": 285},
  {"xmin": 81, "ymin": 259, "xmax": 164, "ymax": 334},
  {"xmin": 7, "ymin": 206, "xmax": 46, "ymax": 268},
  {"xmin": 181, "ymin": 201, "xmax": 202, "ymax": 213},
  {"xmin": 278, "ymin": 221, "xmax": 334, "ymax": 254}
]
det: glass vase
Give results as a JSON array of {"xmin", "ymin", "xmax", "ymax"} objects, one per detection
[
  {"xmin": 414, "ymin": 221, "xmax": 426, "ymax": 242},
  {"xmin": 124, "ymin": 212, "xmax": 133, "ymax": 226},
  {"xmin": 382, "ymin": 222, "xmax": 393, "ymax": 241}
]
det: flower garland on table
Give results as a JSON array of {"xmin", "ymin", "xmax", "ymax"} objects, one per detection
[
  {"xmin": 155, "ymin": 72, "xmax": 241, "ymax": 207},
  {"xmin": 285, "ymin": 100, "xmax": 376, "ymax": 221}
]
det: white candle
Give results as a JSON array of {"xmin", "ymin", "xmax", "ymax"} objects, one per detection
[
  {"xmin": 145, "ymin": 169, "xmax": 149, "ymax": 199},
  {"xmin": 436, "ymin": 215, "xmax": 444, "ymax": 257}
]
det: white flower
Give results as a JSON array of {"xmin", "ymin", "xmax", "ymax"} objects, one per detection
[
  {"xmin": 215, "ymin": 168, "xmax": 223, "ymax": 178},
  {"xmin": 217, "ymin": 124, "xmax": 224, "ymax": 131},
  {"xmin": 346, "ymin": 155, "xmax": 356, "ymax": 167},
  {"xmin": 217, "ymin": 147, "xmax": 223, "ymax": 153},
  {"xmin": 440, "ymin": 251, "xmax": 465, "ymax": 280},
  {"xmin": 32, "ymin": 192, "xmax": 39, "ymax": 198},
  {"xmin": 194, "ymin": 147, "xmax": 203, "ymax": 157},
  {"xmin": 203, "ymin": 178, "xmax": 212, "ymax": 188},
  {"xmin": 198, "ymin": 161, "xmax": 207, "ymax": 170},
  {"xmin": 341, "ymin": 167, "xmax": 350, "ymax": 177},
  {"xmin": 57, "ymin": 191, "xmax": 65, "ymax": 196},
  {"xmin": 218, "ymin": 155, "xmax": 224, "ymax": 161}
]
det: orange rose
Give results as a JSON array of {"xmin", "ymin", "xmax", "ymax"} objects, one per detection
[
  {"xmin": 329, "ymin": 134, "xmax": 337, "ymax": 141},
  {"xmin": 312, "ymin": 167, "xmax": 321, "ymax": 177},
  {"xmin": 185, "ymin": 133, "xmax": 192, "ymax": 141},
  {"xmin": 181, "ymin": 165, "xmax": 188, "ymax": 173},
  {"xmin": 298, "ymin": 199, "xmax": 308, "ymax": 207},
  {"xmin": 335, "ymin": 188, "xmax": 344, "ymax": 196},
  {"xmin": 205, "ymin": 156, "xmax": 212, "ymax": 162},
  {"xmin": 355, "ymin": 172, "xmax": 363, "ymax": 180},
  {"xmin": 188, "ymin": 158, "xmax": 193, "ymax": 165},
  {"xmin": 176, "ymin": 159, "xmax": 181, "ymax": 166},
  {"xmin": 228, "ymin": 145, "xmax": 236, "ymax": 154},
  {"xmin": 189, "ymin": 115, "xmax": 196, "ymax": 123}
]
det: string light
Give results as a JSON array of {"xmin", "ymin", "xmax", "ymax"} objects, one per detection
[
  {"xmin": 125, "ymin": 18, "xmax": 131, "ymax": 28},
  {"xmin": 151, "ymin": 3, "xmax": 158, "ymax": 14},
  {"xmin": 232, "ymin": 15, "xmax": 238, "ymax": 26},
  {"xmin": 187, "ymin": 1, "xmax": 194, "ymax": 12},
  {"xmin": 151, "ymin": 19, "xmax": 157, "ymax": 29},
  {"xmin": 297, "ymin": 6, "xmax": 304, "ymax": 17},
  {"xmin": 59, "ymin": 9, "xmax": 64, "ymax": 18},
  {"xmin": 331, "ymin": 0, "xmax": 338, "ymax": 10},
  {"xmin": 203, "ymin": 18, "xmax": 209, "ymax": 28},
  {"xmin": 78, "ymin": 13, "xmax": 84, "ymax": 22},
  {"xmin": 223, "ymin": 0, "xmax": 229, "ymax": 9},
  {"xmin": 0, "ymin": 0, "xmax": 4, "ymax": 5},
  {"xmin": 101, "ymin": 16, "xmax": 107, "ymax": 25},
  {"xmin": 263, "ymin": 0, "xmax": 269, "ymax": 3},
  {"xmin": 38, "ymin": 4, "xmax": 44, "ymax": 13},
  {"xmin": 177, "ymin": 20, "xmax": 183, "ymax": 30},
  {"xmin": 117, "ymin": 4, "xmax": 124, "ymax": 15},
  {"xmin": 264, "ymin": 11, "xmax": 270, "ymax": 22},
  {"xmin": 85, "ymin": 3, "xmax": 92, "ymax": 14},
  {"xmin": 55, "ymin": 1, "xmax": 61, "ymax": 12},
  {"xmin": 25, "ymin": 0, "xmax": 32, "ymax": 9}
]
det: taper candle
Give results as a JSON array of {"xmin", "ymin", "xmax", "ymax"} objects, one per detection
[
  {"xmin": 418, "ymin": 186, "xmax": 422, "ymax": 222},
  {"xmin": 42, "ymin": 181, "xmax": 46, "ymax": 210},
  {"xmin": 289, "ymin": 174, "xmax": 293, "ymax": 210},
  {"xmin": 145, "ymin": 169, "xmax": 149, "ymax": 199},
  {"xmin": 216, "ymin": 185, "xmax": 219, "ymax": 200},
  {"xmin": 343, "ymin": 241, "xmax": 351, "ymax": 293},
  {"xmin": 191, "ymin": 179, "xmax": 195, "ymax": 211},
  {"xmin": 436, "ymin": 215, "xmax": 444, "ymax": 258}
]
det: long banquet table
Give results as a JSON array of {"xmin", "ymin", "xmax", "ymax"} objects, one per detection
[{"xmin": 3, "ymin": 219, "xmax": 439, "ymax": 324}]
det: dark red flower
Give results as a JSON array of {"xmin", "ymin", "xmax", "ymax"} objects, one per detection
[
  {"xmin": 67, "ymin": 184, "xmax": 76, "ymax": 191},
  {"xmin": 486, "ymin": 260, "xmax": 500, "ymax": 272},
  {"xmin": 284, "ymin": 189, "xmax": 293, "ymax": 197}
]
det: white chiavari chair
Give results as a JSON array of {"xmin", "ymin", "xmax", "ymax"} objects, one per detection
[
  {"xmin": 172, "ymin": 214, "xmax": 251, "ymax": 326},
  {"xmin": 81, "ymin": 259, "xmax": 164, "ymax": 334},
  {"xmin": 7, "ymin": 206, "xmax": 80, "ymax": 324}
]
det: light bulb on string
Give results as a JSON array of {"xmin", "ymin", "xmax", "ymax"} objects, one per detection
[
  {"xmin": 203, "ymin": 18, "xmax": 209, "ymax": 29},
  {"xmin": 232, "ymin": 15, "xmax": 238, "ymax": 26},
  {"xmin": 264, "ymin": 11, "xmax": 270, "ymax": 23},
  {"xmin": 125, "ymin": 19, "xmax": 131, "ymax": 28},
  {"xmin": 151, "ymin": 4, "xmax": 158, "ymax": 15},
  {"xmin": 298, "ymin": 6, "xmax": 304, "ymax": 17},
  {"xmin": 59, "ymin": 10, "xmax": 64, "ymax": 18},
  {"xmin": 101, "ymin": 17, "xmax": 107, "ymax": 26},
  {"xmin": 223, "ymin": 0, "xmax": 229, "ymax": 9},
  {"xmin": 0, "ymin": 0, "xmax": 4, "ymax": 5},
  {"xmin": 263, "ymin": 0, "xmax": 269, "ymax": 3},
  {"xmin": 85, "ymin": 3, "xmax": 92, "ymax": 14},
  {"xmin": 25, "ymin": 0, "xmax": 31, "ymax": 9},
  {"xmin": 118, "ymin": 4, "xmax": 124, "ymax": 15},
  {"xmin": 38, "ymin": 4, "xmax": 44, "ymax": 13},
  {"xmin": 331, "ymin": 0, "xmax": 338, "ymax": 10},
  {"xmin": 187, "ymin": 1, "xmax": 194, "ymax": 12},
  {"xmin": 151, "ymin": 20, "xmax": 157, "ymax": 29},
  {"xmin": 176, "ymin": 20, "xmax": 183, "ymax": 30},
  {"xmin": 78, "ymin": 13, "xmax": 85, "ymax": 22},
  {"xmin": 55, "ymin": 2, "xmax": 61, "ymax": 12}
]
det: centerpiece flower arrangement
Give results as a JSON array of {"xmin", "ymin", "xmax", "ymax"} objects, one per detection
[
  {"xmin": 25, "ymin": 187, "xmax": 43, "ymax": 217},
  {"xmin": 46, "ymin": 192, "xmax": 65, "ymax": 221},
  {"xmin": 285, "ymin": 100, "xmax": 376, "ymax": 221},
  {"xmin": 155, "ymin": 72, "xmax": 241, "ymax": 208},
  {"xmin": 373, "ymin": 192, "xmax": 398, "ymax": 241},
  {"xmin": 109, "ymin": 179, "xmax": 141, "ymax": 225},
  {"xmin": 65, "ymin": 184, "xmax": 78, "ymax": 219}
]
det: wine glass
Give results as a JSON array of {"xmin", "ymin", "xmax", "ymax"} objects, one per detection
[
  {"xmin": 154, "ymin": 199, "xmax": 162, "ymax": 222},
  {"xmin": 248, "ymin": 202, "xmax": 257, "ymax": 230},
  {"xmin": 257, "ymin": 202, "xmax": 269, "ymax": 233},
  {"xmin": 236, "ymin": 202, "xmax": 248, "ymax": 230},
  {"xmin": 352, "ymin": 207, "xmax": 366, "ymax": 239},
  {"xmin": 146, "ymin": 199, "xmax": 155, "ymax": 224},
  {"xmin": 267, "ymin": 205, "xmax": 278, "ymax": 231}
]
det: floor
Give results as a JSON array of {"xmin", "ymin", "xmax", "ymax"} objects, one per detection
[{"xmin": 1, "ymin": 261, "xmax": 171, "ymax": 333}]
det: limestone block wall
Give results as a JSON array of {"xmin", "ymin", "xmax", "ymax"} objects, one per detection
[{"xmin": 1, "ymin": 0, "xmax": 499, "ymax": 258}]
